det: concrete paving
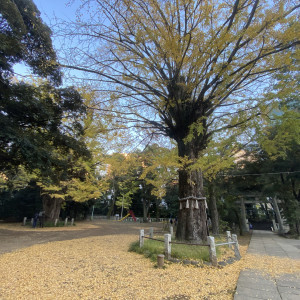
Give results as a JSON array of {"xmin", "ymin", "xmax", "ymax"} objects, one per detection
[{"xmin": 234, "ymin": 230, "xmax": 300, "ymax": 300}]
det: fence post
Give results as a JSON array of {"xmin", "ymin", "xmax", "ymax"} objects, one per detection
[
  {"xmin": 23, "ymin": 217, "xmax": 27, "ymax": 226},
  {"xmin": 226, "ymin": 231, "xmax": 232, "ymax": 248},
  {"xmin": 139, "ymin": 229, "xmax": 144, "ymax": 248},
  {"xmin": 54, "ymin": 219, "xmax": 58, "ymax": 226},
  {"xmin": 170, "ymin": 226, "xmax": 174, "ymax": 237},
  {"xmin": 71, "ymin": 218, "xmax": 74, "ymax": 226},
  {"xmin": 232, "ymin": 234, "xmax": 241, "ymax": 259},
  {"xmin": 31, "ymin": 218, "xmax": 34, "ymax": 225},
  {"xmin": 272, "ymin": 219, "xmax": 277, "ymax": 232},
  {"xmin": 64, "ymin": 217, "xmax": 68, "ymax": 226},
  {"xmin": 207, "ymin": 236, "xmax": 218, "ymax": 266},
  {"xmin": 149, "ymin": 227, "xmax": 154, "ymax": 238},
  {"xmin": 164, "ymin": 233, "xmax": 171, "ymax": 259}
]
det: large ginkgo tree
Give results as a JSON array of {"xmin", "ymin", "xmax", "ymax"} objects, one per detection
[{"xmin": 61, "ymin": 0, "xmax": 299, "ymax": 241}]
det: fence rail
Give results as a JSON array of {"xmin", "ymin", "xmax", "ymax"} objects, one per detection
[
  {"xmin": 139, "ymin": 228, "xmax": 241, "ymax": 266},
  {"xmin": 215, "ymin": 241, "xmax": 236, "ymax": 247},
  {"xmin": 144, "ymin": 236, "xmax": 164, "ymax": 243},
  {"xmin": 170, "ymin": 240, "xmax": 210, "ymax": 247}
]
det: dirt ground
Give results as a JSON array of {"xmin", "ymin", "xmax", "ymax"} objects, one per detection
[{"xmin": 0, "ymin": 219, "xmax": 157, "ymax": 255}]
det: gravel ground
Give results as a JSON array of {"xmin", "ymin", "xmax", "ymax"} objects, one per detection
[{"xmin": 0, "ymin": 221, "xmax": 299, "ymax": 299}]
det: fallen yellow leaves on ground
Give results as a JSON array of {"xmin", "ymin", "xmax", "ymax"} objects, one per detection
[{"xmin": 0, "ymin": 232, "xmax": 299, "ymax": 300}]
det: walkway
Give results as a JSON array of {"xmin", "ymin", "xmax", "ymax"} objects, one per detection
[{"xmin": 234, "ymin": 230, "xmax": 300, "ymax": 300}]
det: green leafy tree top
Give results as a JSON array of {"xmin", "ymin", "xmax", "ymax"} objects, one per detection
[{"xmin": 0, "ymin": 0, "xmax": 61, "ymax": 84}]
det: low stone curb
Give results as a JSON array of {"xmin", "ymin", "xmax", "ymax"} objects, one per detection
[{"xmin": 167, "ymin": 256, "xmax": 238, "ymax": 267}]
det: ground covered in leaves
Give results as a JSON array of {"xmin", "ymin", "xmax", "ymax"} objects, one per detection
[{"xmin": 0, "ymin": 221, "xmax": 299, "ymax": 299}]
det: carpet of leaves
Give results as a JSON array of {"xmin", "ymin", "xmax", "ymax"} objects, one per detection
[{"xmin": 0, "ymin": 227, "xmax": 299, "ymax": 299}]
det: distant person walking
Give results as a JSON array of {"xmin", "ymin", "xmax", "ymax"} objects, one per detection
[
  {"xmin": 38, "ymin": 211, "xmax": 45, "ymax": 228},
  {"xmin": 32, "ymin": 212, "xmax": 39, "ymax": 228},
  {"xmin": 174, "ymin": 217, "xmax": 178, "ymax": 226}
]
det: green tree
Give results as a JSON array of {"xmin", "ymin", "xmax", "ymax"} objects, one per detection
[
  {"xmin": 0, "ymin": 0, "xmax": 61, "ymax": 83},
  {"xmin": 36, "ymin": 89, "xmax": 110, "ymax": 221},
  {"xmin": 257, "ymin": 57, "xmax": 300, "ymax": 234},
  {"xmin": 0, "ymin": 166, "xmax": 38, "ymax": 220},
  {"xmin": 62, "ymin": 0, "xmax": 299, "ymax": 241},
  {"xmin": 0, "ymin": 0, "xmax": 88, "ymax": 173},
  {"xmin": 0, "ymin": 0, "xmax": 94, "ymax": 220}
]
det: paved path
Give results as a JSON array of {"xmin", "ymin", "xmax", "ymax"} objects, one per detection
[{"xmin": 234, "ymin": 230, "xmax": 300, "ymax": 300}]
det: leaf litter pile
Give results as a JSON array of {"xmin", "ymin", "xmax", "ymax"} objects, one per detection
[{"xmin": 0, "ymin": 226, "xmax": 300, "ymax": 300}]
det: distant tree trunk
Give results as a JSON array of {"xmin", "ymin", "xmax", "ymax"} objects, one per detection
[
  {"xmin": 42, "ymin": 195, "xmax": 63, "ymax": 220},
  {"xmin": 156, "ymin": 199, "xmax": 160, "ymax": 222},
  {"xmin": 175, "ymin": 139, "xmax": 208, "ymax": 242},
  {"xmin": 107, "ymin": 199, "xmax": 114, "ymax": 219},
  {"xmin": 296, "ymin": 221, "xmax": 300, "ymax": 236},
  {"xmin": 208, "ymin": 182, "xmax": 219, "ymax": 235},
  {"xmin": 233, "ymin": 208, "xmax": 243, "ymax": 236},
  {"xmin": 143, "ymin": 198, "xmax": 149, "ymax": 222}
]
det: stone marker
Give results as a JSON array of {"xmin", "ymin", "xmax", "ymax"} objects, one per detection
[
  {"xmin": 139, "ymin": 229, "xmax": 144, "ymax": 247},
  {"xmin": 164, "ymin": 234, "xmax": 171, "ymax": 259},
  {"xmin": 232, "ymin": 234, "xmax": 241, "ymax": 259},
  {"xmin": 207, "ymin": 236, "xmax": 217, "ymax": 267},
  {"xmin": 157, "ymin": 254, "xmax": 165, "ymax": 268},
  {"xmin": 149, "ymin": 227, "xmax": 154, "ymax": 238},
  {"xmin": 226, "ymin": 231, "xmax": 232, "ymax": 249},
  {"xmin": 170, "ymin": 225, "xmax": 174, "ymax": 237}
]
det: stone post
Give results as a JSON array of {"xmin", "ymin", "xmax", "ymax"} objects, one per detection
[
  {"xmin": 23, "ymin": 217, "xmax": 27, "ymax": 226},
  {"xmin": 54, "ymin": 219, "xmax": 58, "ymax": 226},
  {"xmin": 170, "ymin": 225, "xmax": 174, "ymax": 237},
  {"xmin": 64, "ymin": 217, "xmax": 68, "ymax": 226},
  {"xmin": 272, "ymin": 196, "xmax": 284, "ymax": 234},
  {"xmin": 226, "ymin": 231, "xmax": 232, "ymax": 249},
  {"xmin": 149, "ymin": 227, "xmax": 154, "ymax": 238},
  {"xmin": 207, "ymin": 236, "xmax": 217, "ymax": 267},
  {"xmin": 164, "ymin": 233, "xmax": 171, "ymax": 259},
  {"xmin": 157, "ymin": 254, "xmax": 165, "ymax": 268},
  {"xmin": 139, "ymin": 229, "xmax": 144, "ymax": 248},
  {"xmin": 71, "ymin": 218, "xmax": 74, "ymax": 226},
  {"xmin": 240, "ymin": 198, "xmax": 249, "ymax": 233},
  {"xmin": 232, "ymin": 234, "xmax": 241, "ymax": 259}
]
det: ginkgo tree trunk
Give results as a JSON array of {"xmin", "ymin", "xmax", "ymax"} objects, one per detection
[{"xmin": 60, "ymin": 0, "xmax": 299, "ymax": 241}]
